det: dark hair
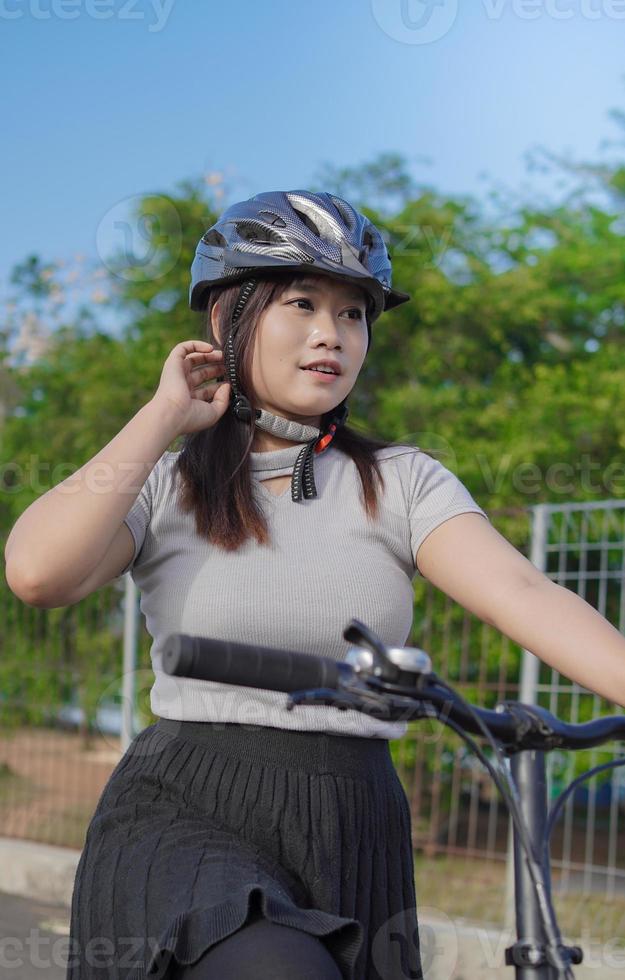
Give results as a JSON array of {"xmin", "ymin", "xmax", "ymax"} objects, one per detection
[{"xmin": 174, "ymin": 271, "xmax": 402, "ymax": 551}]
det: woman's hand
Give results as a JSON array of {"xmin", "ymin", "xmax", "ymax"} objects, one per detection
[{"xmin": 150, "ymin": 340, "xmax": 231, "ymax": 437}]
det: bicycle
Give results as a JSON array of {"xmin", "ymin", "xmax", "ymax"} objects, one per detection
[{"xmin": 161, "ymin": 618, "xmax": 625, "ymax": 978}]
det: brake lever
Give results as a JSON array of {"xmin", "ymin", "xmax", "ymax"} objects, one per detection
[{"xmin": 287, "ymin": 683, "xmax": 442, "ymax": 724}]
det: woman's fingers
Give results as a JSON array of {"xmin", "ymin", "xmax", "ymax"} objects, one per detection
[
  {"xmin": 186, "ymin": 348, "xmax": 221, "ymax": 358},
  {"xmin": 180, "ymin": 340, "xmax": 214, "ymax": 352},
  {"xmin": 190, "ymin": 364, "xmax": 224, "ymax": 384},
  {"xmin": 192, "ymin": 377, "xmax": 221, "ymax": 393}
]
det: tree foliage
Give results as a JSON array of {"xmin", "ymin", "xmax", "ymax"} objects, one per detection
[{"xmin": 2, "ymin": 144, "xmax": 625, "ymax": 749}]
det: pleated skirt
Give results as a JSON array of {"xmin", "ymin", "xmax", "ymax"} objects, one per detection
[{"xmin": 66, "ymin": 718, "xmax": 423, "ymax": 980}]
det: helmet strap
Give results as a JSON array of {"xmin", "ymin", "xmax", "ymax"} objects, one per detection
[{"xmin": 225, "ymin": 279, "xmax": 260, "ymax": 423}]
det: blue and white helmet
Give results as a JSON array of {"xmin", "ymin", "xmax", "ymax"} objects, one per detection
[{"xmin": 189, "ymin": 189, "xmax": 411, "ymax": 324}]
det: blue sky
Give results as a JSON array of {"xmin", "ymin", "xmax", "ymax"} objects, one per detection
[{"xmin": 2, "ymin": 0, "xmax": 625, "ymax": 323}]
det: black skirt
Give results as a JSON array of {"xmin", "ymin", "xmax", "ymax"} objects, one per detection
[{"xmin": 66, "ymin": 719, "xmax": 423, "ymax": 980}]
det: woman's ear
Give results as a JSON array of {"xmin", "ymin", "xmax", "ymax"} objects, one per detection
[{"xmin": 210, "ymin": 299, "xmax": 222, "ymax": 346}]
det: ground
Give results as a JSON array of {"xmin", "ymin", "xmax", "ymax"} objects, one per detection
[
  {"xmin": 0, "ymin": 890, "xmax": 69, "ymax": 980},
  {"xmin": 0, "ymin": 725, "xmax": 122, "ymax": 848}
]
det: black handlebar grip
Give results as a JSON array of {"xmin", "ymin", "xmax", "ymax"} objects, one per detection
[{"xmin": 162, "ymin": 634, "xmax": 341, "ymax": 694}]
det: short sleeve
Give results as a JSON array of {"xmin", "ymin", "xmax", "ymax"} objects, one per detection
[
  {"xmin": 406, "ymin": 451, "xmax": 489, "ymax": 575},
  {"xmin": 119, "ymin": 460, "xmax": 160, "ymax": 576}
]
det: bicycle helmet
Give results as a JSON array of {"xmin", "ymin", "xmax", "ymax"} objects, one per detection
[
  {"xmin": 189, "ymin": 189, "xmax": 411, "ymax": 327},
  {"xmin": 188, "ymin": 189, "xmax": 411, "ymax": 502}
]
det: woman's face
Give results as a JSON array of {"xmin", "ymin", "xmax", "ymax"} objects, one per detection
[{"xmin": 214, "ymin": 274, "xmax": 369, "ymax": 427}]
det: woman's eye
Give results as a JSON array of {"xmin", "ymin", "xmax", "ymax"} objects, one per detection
[{"xmin": 290, "ymin": 298, "xmax": 363, "ymax": 319}]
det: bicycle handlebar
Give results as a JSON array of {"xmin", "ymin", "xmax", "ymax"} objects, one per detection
[
  {"xmin": 162, "ymin": 633, "xmax": 342, "ymax": 694},
  {"xmin": 162, "ymin": 626, "xmax": 625, "ymax": 753}
]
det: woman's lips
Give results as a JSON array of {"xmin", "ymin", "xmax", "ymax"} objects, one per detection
[{"xmin": 300, "ymin": 368, "xmax": 340, "ymax": 383}]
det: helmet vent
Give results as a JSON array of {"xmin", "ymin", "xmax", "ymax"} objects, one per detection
[
  {"xmin": 202, "ymin": 229, "xmax": 228, "ymax": 247},
  {"xmin": 286, "ymin": 193, "xmax": 344, "ymax": 245},
  {"xmin": 258, "ymin": 210, "xmax": 287, "ymax": 228},
  {"xmin": 289, "ymin": 206, "xmax": 320, "ymax": 237},
  {"xmin": 330, "ymin": 195, "xmax": 356, "ymax": 231},
  {"xmin": 236, "ymin": 220, "xmax": 285, "ymax": 245}
]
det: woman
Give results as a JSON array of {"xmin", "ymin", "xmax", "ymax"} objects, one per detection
[{"xmin": 8, "ymin": 190, "xmax": 492, "ymax": 979}]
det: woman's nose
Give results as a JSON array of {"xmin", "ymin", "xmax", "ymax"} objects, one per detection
[{"xmin": 309, "ymin": 312, "xmax": 343, "ymax": 347}]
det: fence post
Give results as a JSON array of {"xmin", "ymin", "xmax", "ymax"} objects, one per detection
[
  {"xmin": 504, "ymin": 503, "xmax": 548, "ymax": 933},
  {"xmin": 121, "ymin": 573, "xmax": 140, "ymax": 753}
]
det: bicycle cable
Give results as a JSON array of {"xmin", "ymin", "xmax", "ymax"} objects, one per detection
[
  {"xmin": 431, "ymin": 678, "xmax": 574, "ymax": 978},
  {"xmin": 543, "ymin": 756, "xmax": 625, "ymax": 871}
]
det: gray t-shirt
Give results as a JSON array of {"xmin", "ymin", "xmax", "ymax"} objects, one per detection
[{"xmin": 121, "ymin": 442, "xmax": 489, "ymax": 739}]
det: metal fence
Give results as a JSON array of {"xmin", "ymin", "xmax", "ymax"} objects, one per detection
[
  {"xmin": 1, "ymin": 501, "xmax": 624, "ymax": 930},
  {"xmin": 514, "ymin": 501, "xmax": 625, "ymax": 903},
  {"xmin": 0, "ymin": 574, "xmax": 152, "ymax": 849}
]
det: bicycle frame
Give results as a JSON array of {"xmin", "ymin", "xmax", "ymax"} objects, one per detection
[{"xmin": 507, "ymin": 749, "xmax": 583, "ymax": 978}]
